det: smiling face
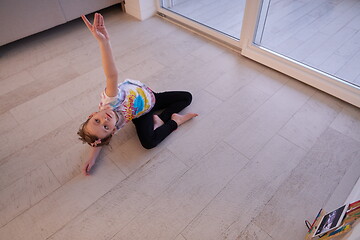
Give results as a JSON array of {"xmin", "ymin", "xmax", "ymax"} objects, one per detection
[{"xmin": 86, "ymin": 109, "xmax": 117, "ymax": 139}]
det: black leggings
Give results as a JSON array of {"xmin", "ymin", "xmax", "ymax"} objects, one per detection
[{"xmin": 132, "ymin": 91, "xmax": 192, "ymax": 149}]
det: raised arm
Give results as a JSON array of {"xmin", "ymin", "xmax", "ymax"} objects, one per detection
[{"xmin": 81, "ymin": 13, "xmax": 118, "ymax": 97}]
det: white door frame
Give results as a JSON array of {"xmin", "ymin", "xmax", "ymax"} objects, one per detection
[
  {"xmin": 239, "ymin": 0, "xmax": 360, "ymax": 107},
  {"xmin": 156, "ymin": 0, "xmax": 360, "ymax": 107}
]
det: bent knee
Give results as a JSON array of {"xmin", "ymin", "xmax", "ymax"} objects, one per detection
[
  {"xmin": 140, "ymin": 140, "xmax": 157, "ymax": 150},
  {"xmin": 184, "ymin": 92, "xmax": 192, "ymax": 105}
]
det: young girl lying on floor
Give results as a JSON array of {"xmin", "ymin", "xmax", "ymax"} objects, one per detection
[{"xmin": 77, "ymin": 13, "xmax": 198, "ymax": 175}]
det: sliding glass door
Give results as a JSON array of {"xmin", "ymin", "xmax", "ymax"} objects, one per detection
[
  {"xmin": 157, "ymin": 0, "xmax": 360, "ymax": 106},
  {"xmin": 158, "ymin": 0, "xmax": 246, "ymax": 46},
  {"xmin": 240, "ymin": 0, "xmax": 360, "ymax": 107},
  {"xmin": 254, "ymin": 0, "xmax": 360, "ymax": 88}
]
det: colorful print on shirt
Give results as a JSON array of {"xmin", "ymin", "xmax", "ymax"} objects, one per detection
[{"xmin": 99, "ymin": 79, "xmax": 155, "ymax": 132}]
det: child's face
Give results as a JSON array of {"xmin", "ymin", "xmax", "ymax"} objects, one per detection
[{"xmin": 86, "ymin": 109, "xmax": 117, "ymax": 139}]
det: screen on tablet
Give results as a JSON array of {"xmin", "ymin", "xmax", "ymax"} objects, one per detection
[{"xmin": 314, "ymin": 204, "xmax": 348, "ymax": 237}]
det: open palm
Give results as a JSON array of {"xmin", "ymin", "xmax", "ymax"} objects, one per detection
[{"xmin": 81, "ymin": 13, "xmax": 110, "ymax": 42}]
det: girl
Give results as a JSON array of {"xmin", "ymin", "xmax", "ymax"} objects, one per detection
[{"xmin": 78, "ymin": 13, "xmax": 198, "ymax": 175}]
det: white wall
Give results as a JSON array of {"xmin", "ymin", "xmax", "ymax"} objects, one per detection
[{"xmin": 125, "ymin": 0, "xmax": 157, "ymax": 20}]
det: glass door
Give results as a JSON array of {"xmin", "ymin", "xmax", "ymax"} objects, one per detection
[
  {"xmin": 255, "ymin": 0, "xmax": 360, "ymax": 88},
  {"xmin": 240, "ymin": 0, "xmax": 360, "ymax": 107},
  {"xmin": 158, "ymin": 0, "xmax": 246, "ymax": 46},
  {"xmin": 156, "ymin": 0, "xmax": 360, "ymax": 106}
]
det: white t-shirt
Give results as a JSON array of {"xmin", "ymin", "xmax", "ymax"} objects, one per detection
[{"xmin": 99, "ymin": 79, "xmax": 156, "ymax": 132}]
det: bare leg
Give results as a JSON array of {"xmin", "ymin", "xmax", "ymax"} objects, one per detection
[
  {"xmin": 153, "ymin": 115, "xmax": 164, "ymax": 130},
  {"xmin": 171, "ymin": 113, "xmax": 198, "ymax": 126}
]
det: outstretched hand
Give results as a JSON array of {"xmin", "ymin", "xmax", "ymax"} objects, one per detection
[
  {"xmin": 81, "ymin": 13, "xmax": 110, "ymax": 43},
  {"xmin": 83, "ymin": 158, "xmax": 96, "ymax": 176}
]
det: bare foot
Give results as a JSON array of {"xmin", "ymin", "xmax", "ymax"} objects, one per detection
[
  {"xmin": 171, "ymin": 113, "xmax": 198, "ymax": 126},
  {"xmin": 153, "ymin": 115, "xmax": 164, "ymax": 130}
]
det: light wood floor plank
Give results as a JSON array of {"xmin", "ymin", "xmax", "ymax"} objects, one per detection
[
  {"xmin": 111, "ymin": 142, "xmax": 248, "ymax": 240},
  {"xmin": 225, "ymin": 79, "xmax": 316, "ymax": 159},
  {"xmin": 0, "ymin": 156, "xmax": 125, "ymax": 240},
  {"xmin": 48, "ymin": 149, "xmax": 187, "ymax": 240},
  {"xmin": 0, "ymin": 164, "xmax": 60, "ymax": 227},
  {"xmin": 181, "ymin": 135, "xmax": 306, "ymax": 240},
  {"xmin": 279, "ymin": 90, "xmax": 344, "ymax": 150}
]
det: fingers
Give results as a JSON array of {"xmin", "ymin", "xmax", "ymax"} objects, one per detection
[
  {"xmin": 99, "ymin": 14, "xmax": 105, "ymax": 27},
  {"xmin": 82, "ymin": 13, "xmax": 108, "ymax": 41},
  {"xmin": 81, "ymin": 15, "xmax": 93, "ymax": 31},
  {"xmin": 94, "ymin": 13, "xmax": 105, "ymax": 29},
  {"xmin": 83, "ymin": 163, "xmax": 89, "ymax": 176},
  {"xmin": 81, "ymin": 13, "xmax": 104, "ymax": 30},
  {"xmin": 83, "ymin": 162, "xmax": 93, "ymax": 176},
  {"xmin": 94, "ymin": 13, "xmax": 99, "ymax": 27}
]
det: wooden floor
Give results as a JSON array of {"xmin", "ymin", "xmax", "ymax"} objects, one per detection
[
  {"xmin": 168, "ymin": 0, "xmax": 360, "ymax": 87},
  {"xmin": 1, "ymin": 6, "xmax": 360, "ymax": 240}
]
